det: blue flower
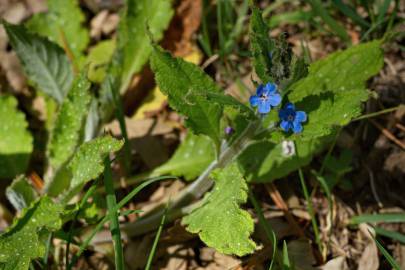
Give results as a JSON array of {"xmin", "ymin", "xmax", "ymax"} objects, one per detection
[
  {"xmin": 249, "ymin": 82, "xmax": 281, "ymax": 114},
  {"xmin": 279, "ymin": 103, "xmax": 307, "ymax": 133}
]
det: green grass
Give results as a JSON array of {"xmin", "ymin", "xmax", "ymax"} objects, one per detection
[
  {"xmin": 68, "ymin": 175, "xmax": 175, "ymax": 269},
  {"xmin": 351, "ymin": 213, "xmax": 405, "ymax": 224},
  {"xmin": 370, "ymin": 231, "xmax": 401, "ymax": 270},
  {"xmin": 249, "ymin": 188, "xmax": 280, "ymax": 269},
  {"xmin": 103, "ymin": 157, "xmax": 125, "ymax": 270},
  {"xmin": 145, "ymin": 204, "xmax": 169, "ymax": 270}
]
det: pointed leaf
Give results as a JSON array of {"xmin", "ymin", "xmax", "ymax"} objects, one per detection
[
  {"xmin": 0, "ymin": 95, "xmax": 33, "ymax": 178},
  {"xmin": 48, "ymin": 136, "xmax": 123, "ymax": 198},
  {"xmin": 47, "ymin": 71, "xmax": 91, "ymax": 171},
  {"xmin": 68, "ymin": 136, "xmax": 123, "ymax": 190},
  {"xmin": 182, "ymin": 163, "xmax": 256, "ymax": 256},
  {"xmin": 119, "ymin": 0, "xmax": 173, "ymax": 92},
  {"xmin": 288, "ymin": 40, "xmax": 384, "ymax": 139},
  {"xmin": 3, "ymin": 21, "xmax": 73, "ymax": 103},
  {"xmin": 249, "ymin": 6, "xmax": 274, "ymax": 83},
  {"xmin": 26, "ymin": 0, "xmax": 89, "ymax": 65},
  {"xmin": 150, "ymin": 46, "xmax": 223, "ymax": 146}
]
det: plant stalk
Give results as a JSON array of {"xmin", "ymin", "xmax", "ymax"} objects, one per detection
[{"xmin": 121, "ymin": 121, "xmax": 260, "ymax": 237}]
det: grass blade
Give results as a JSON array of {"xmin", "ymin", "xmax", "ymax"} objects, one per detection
[
  {"xmin": 374, "ymin": 226, "xmax": 405, "ymax": 244},
  {"xmin": 103, "ymin": 157, "xmax": 125, "ymax": 270},
  {"xmin": 332, "ymin": 0, "xmax": 370, "ymax": 28},
  {"xmin": 282, "ymin": 240, "xmax": 291, "ymax": 270},
  {"xmin": 312, "ymin": 171, "xmax": 333, "ymax": 236},
  {"xmin": 376, "ymin": 0, "xmax": 393, "ymax": 26},
  {"xmin": 369, "ymin": 231, "xmax": 401, "ymax": 270},
  {"xmin": 145, "ymin": 204, "xmax": 168, "ymax": 270},
  {"xmin": 306, "ymin": 0, "xmax": 350, "ymax": 43},
  {"xmin": 298, "ymin": 168, "xmax": 322, "ymax": 254},
  {"xmin": 249, "ymin": 189, "xmax": 280, "ymax": 269},
  {"xmin": 351, "ymin": 213, "xmax": 405, "ymax": 224},
  {"xmin": 68, "ymin": 175, "xmax": 174, "ymax": 269}
]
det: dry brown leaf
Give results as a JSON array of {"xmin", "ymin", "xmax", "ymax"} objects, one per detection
[
  {"xmin": 321, "ymin": 256, "xmax": 347, "ymax": 270},
  {"xmin": 161, "ymin": 0, "xmax": 202, "ymax": 57}
]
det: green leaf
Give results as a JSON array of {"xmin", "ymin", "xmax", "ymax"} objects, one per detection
[
  {"xmin": 153, "ymin": 132, "xmax": 215, "ymax": 180},
  {"xmin": 67, "ymin": 136, "xmax": 123, "ymax": 191},
  {"xmin": 182, "ymin": 163, "xmax": 256, "ymax": 256},
  {"xmin": 86, "ymin": 40, "xmax": 116, "ymax": 83},
  {"xmin": 47, "ymin": 71, "xmax": 91, "ymax": 171},
  {"xmin": 3, "ymin": 21, "xmax": 74, "ymax": 103},
  {"xmin": 238, "ymin": 136, "xmax": 332, "ymax": 183},
  {"xmin": 150, "ymin": 46, "xmax": 223, "ymax": 147},
  {"xmin": 249, "ymin": 6, "xmax": 274, "ymax": 83},
  {"xmin": 351, "ymin": 213, "xmax": 405, "ymax": 224},
  {"xmin": 0, "ymin": 95, "xmax": 33, "ymax": 178},
  {"xmin": 374, "ymin": 227, "xmax": 405, "ymax": 244},
  {"xmin": 0, "ymin": 196, "xmax": 63, "ymax": 270},
  {"xmin": 47, "ymin": 136, "xmax": 123, "ymax": 197},
  {"xmin": 282, "ymin": 241, "xmax": 291, "ymax": 270},
  {"xmin": 372, "ymin": 233, "xmax": 401, "ymax": 270},
  {"xmin": 26, "ymin": 0, "xmax": 89, "ymax": 65},
  {"xmin": 307, "ymin": 0, "xmax": 350, "ymax": 42},
  {"xmin": 119, "ymin": 0, "xmax": 174, "ymax": 93},
  {"xmin": 6, "ymin": 176, "xmax": 38, "ymax": 211},
  {"xmin": 287, "ymin": 40, "xmax": 384, "ymax": 139},
  {"xmin": 288, "ymin": 41, "xmax": 383, "ymax": 102}
]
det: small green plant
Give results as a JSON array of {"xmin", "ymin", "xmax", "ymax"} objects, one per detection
[{"xmin": 0, "ymin": 0, "xmax": 399, "ymax": 269}]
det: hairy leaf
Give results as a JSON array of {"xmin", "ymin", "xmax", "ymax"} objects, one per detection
[
  {"xmin": 6, "ymin": 176, "xmax": 38, "ymax": 211},
  {"xmin": 47, "ymin": 136, "xmax": 123, "ymax": 197},
  {"xmin": 86, "ymin": 40, "xmax": 116, "ymax": 83},
  {"xmin": 119, "ymin": 0, "xmax": 174, "ymax": 92},
  {"xmin": 288, "ymin": 40, "xmax": 383, "ymax": 102},
  {"xmin": 0, "ymin": 197, "xmax": 63, "ymax": 270},
  {"xmin": 47, "ymin": 71, "xmax": 91, "ymax": 171},
  {"xmin": 150, "ymin": 46, "xmax": 223, "ymax": 147},
  {"xmin": 182, "ymin": 163, "xmax": 256, "ymax": 256},
  {"xmin": 26, "ymin": 0, "xmax": 89, "ymax": 64},
  {"xmin": 68, "ymin": 136, "xmax": 123, "ymax": 190},
  {"xmin": 0, "ymin": 95, "xmax": 33, "ymax": 178},
  {"xmin": 153, "ymin": 132, "xmax": 215, "ymax": 180},
  {"xmin": 287, "ymin": 40, "xmax": 384, "ymax": 139},
  {"xmin": 249, "ymin": 6, "xmax": 273, "ymax": 83},
  {"xmin": 3, "ymin": 21, "xmax": 73, "ymax": 103},
  {"xmin": 238, "ymin": 136, "xmax": 331, "ymax": 183}
]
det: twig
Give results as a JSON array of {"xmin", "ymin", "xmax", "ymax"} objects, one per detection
[
  {"xmin": 265, "ymin": 183, "xmax": 305, "ymax": 237},
  {"xmin": 351, "ymin": 105, "xmax": 402, "ymax": 122},
  {"xmin": 369, "ymin": 119, "xmax": 405, "ymax": 150}
]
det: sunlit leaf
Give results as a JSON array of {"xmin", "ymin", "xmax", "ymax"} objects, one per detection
[
  {"xmin": 0, "ymin": 95, "xmax": 33, "ymax": 178},
  {"xmin": 182, "ymin": 163, "xmax": 256, "ymax": 256},
  {"xmin": 0, "ymin": 197, "xmax": 63, "ymax": 270}
]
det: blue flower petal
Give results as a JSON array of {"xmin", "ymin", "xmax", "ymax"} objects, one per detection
[
  {"xmin": 295, "ymin": 111, "xmax": 307, "ymax": 122},
  {"xmin": 292, "ymin": 121, "xmax": 303, "ymax": 133},
  {"xmin": 264, "ymin": 82, "xmax": 277, "ymax": 94},
  {"xmin": 258, "ymin": 100, "xmax": 271, "ymax": 114},
  {"xmin": 268, "ymin": 93, "xmax": 281, "ymax": 106},
  {"xmin": 285, "ymin": 103, "xmax": 295, "ymax": 110},
  {"xmin": 249, "ymin": 95, "xmax": 260, "ymax": 107},
  {"xmin": 280, "ymin": 120, "xmax": 291, "ymax": 131},
  {"xmin": 279, "ymin": 108, "xmax": 288, "ymax": 120},
  {"xmin": 256, "ymin": 85, "xmax": 265, "ymax": 96}
]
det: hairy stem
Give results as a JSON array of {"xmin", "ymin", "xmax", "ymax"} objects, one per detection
[{"xmin": 121, "ymin": 121, "xmax": 260, "ymax": 237}]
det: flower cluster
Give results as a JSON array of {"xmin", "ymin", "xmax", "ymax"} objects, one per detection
[{"xmin": 249, "ymin": 82, "xmax": 307, "ymax": 134}]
